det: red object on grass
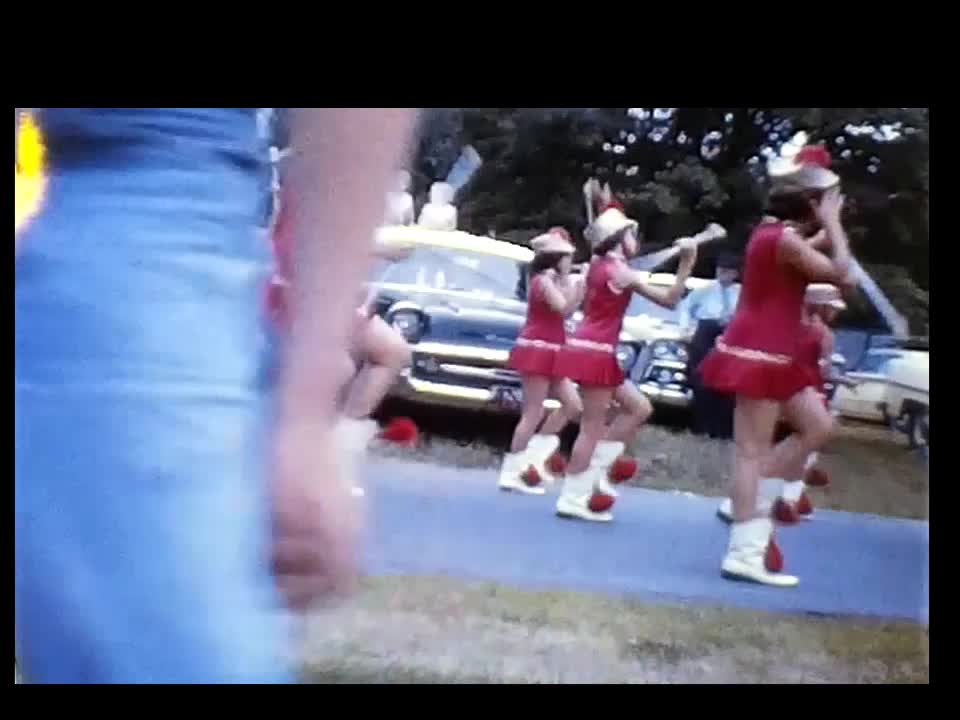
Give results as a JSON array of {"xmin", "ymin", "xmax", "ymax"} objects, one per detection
[
  {"xmin": 608, "ymin": 456, "xmax": 638, "ymax": 484},
  {"xmin": 765, "ymin": 537, "xmax": 784, "ymax": 573},
  {"xmin": 379, "ymin": 417, "xmax": 419, "ymax": 446},
  {"xmin": 588, "ymin": 492, "xmax": 615, "ymax": 513},
  {"xmin": 546, "ymin": 452, "xmax": 568, "ymax": 476}
]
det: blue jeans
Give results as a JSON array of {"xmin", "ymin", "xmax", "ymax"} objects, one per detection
[{"xmin": 15, "ymin": 110, "xmax": 292, "ymax": 683}]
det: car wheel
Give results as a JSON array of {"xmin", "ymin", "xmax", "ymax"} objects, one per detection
[{"xmin": 907, "ymin": 408, "xmax": 929, "ymax": 450}]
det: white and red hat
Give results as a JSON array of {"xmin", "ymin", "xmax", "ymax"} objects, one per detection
[
  {"xmin": 585, "ymin": 207, "xmax": 638, "ymax": 249},
  {"xmin": 531, "ymin": 227, "xmax": 576, "ymax": 255},
  {"xmin": 768, "ymin": 144, "xmax": 840, "ymax": 191}
]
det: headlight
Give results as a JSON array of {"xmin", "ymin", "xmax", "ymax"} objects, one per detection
[
  {"xmin": 651, "ymin": 340, "xmax": 689, "ymax": 362},
  {"xmin": 616, "ymin": 343, "xmax": 639, "ymax": 371},
  {"xmin": 389, "ymin": 309, "xmax": 424, "ymax": 344}
]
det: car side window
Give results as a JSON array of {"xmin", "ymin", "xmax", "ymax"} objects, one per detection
[{"xmin": 859, "ymin": 352, "xmax": 901, "ymax": 374}]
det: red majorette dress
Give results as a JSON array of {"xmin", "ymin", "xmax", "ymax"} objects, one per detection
[
  {"xmin": 699, "ymin": 222, "xmax": 818, "ymax": 401},
  {"xmin": 553, "ymin": 255, "xmax": 632, "ymax": 388},
  {"xmin": 507, "ymin": 273, "xmax": 567, "ymax": 377}
]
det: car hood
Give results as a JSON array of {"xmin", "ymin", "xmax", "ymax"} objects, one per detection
[{"xmin": 620, "ymin": 314, "xmax": 688, "ymax": 344}]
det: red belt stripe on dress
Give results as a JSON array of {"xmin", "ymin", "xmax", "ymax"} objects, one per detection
[
  {"xmin": 515, "ymin": 338, "xmax": 563, "ymax": 351},
  {"xmin": 565, "ymin": 338, "xmax": 616, "ymax": 354},
  {"xmin": 714, "ymin": 338, "xmax": 791, "ymax": 365}
]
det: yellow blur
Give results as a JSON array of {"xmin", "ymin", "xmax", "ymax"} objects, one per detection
[{"xmin": 15, "ymin": 112, "xmax": 47, "ymax": 234}]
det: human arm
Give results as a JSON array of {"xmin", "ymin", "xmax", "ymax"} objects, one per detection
[
  {"xmin": 539, "ymin": 271, "xmax": 585, "ymax": 315},
  {"xmin": 614, "ymin": 238, "xmax": 698, "ymax": 310},
  {"xmin": 272, "ymin": 108, "xmax": 418, "ymax": 609},
  {"xmin": 778, "ymin": 188, "xmax": 854, "ymax": 284}
]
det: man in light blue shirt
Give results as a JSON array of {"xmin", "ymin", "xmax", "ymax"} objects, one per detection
[
  {"xmin": 679, "ymin": 253, "xmax": 741, "ymax": 336},
  {"xmin": 685, "ymin": 253, "xmax": 741, "ymax": 439}
]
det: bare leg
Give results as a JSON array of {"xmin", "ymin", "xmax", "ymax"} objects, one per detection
[
  {"xmin": 606, "ymin": 382, "xmax": 653, "ymax": 443},
  {"xmin": 567, "ymin": 387, "xmax": 615, "ymax": 474},
  {"xmin": 539, "ymin": 378, "xmax": 583, "ymax": 436},
  {"xmin": 342, "ymin": 315, "xmax": 411, "ymax": 420},
  {"xmin": 731, "ymin": 396, "xmax": 781, "ymax": 522},
  {"xmin": 510, "ymin": 375, "xmax": 551, "ymax": 453},
  {"xmin": 762, "ymin": 388, "xmax": 834, "ymax": 480}
]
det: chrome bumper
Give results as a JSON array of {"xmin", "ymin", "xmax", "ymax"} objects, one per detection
[
  {"xmin": 389, "ymin": 368, "xmax": 561, "ymax": 414},
  {"xmin": 638, "ymin": 382, "xmax": 693, "ymax": 409}
]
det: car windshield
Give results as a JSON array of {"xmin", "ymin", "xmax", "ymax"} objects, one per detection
[{"xmin": 375, "ymin": 246, "xmax": 528, "ymax": 301}]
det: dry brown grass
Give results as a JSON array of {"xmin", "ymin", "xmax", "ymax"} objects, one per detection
[
  {"xmin": 300, "ymin": 575, "xmax": 929, "ymax": 684},
  {"xmin": 625, "ymin": 421, "xmax": 928, "ymax": 520},
  {"xmin": 369, "ymin": 416, "xmax": 928, "ymax": 520}
]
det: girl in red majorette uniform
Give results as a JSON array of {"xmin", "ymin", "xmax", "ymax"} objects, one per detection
[
  {"xmin": 716, "ymin": 282, "xmax": 850, "ymax": 525},
  {"xmin": 698, "ymin": 145, "xmax": 858, "ymax": 587},
  {"xmin": 550, "ymin": 193, "xmax": 698, "ymax": 523},
  {"xmin": 498, "ymin": 228, "xmax": 585, "ymax": 494}
]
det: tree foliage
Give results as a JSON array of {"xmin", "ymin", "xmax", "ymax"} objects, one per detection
[{"xmin": 413, "ymin": 107, "xmax": 929, "ymax": 332}]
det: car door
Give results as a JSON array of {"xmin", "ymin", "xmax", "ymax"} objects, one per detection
[{"xmin": 833, "ymin": 351, "xmax": 901, "ymax": 423}]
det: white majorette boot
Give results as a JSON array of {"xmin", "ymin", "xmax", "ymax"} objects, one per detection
[
  {"xmin": 334, "ymin": 417, "xmax": 380, "ymax": 498},
  {"xmin": 555, "ymin": 462, "xmax": 615, "ymax": 522},
  {"xmin": 526, "ymin": 434, "xmax": 562, "ymax": 486},
  {"xmin": 721, "ymin": 517, "xmax": 799, "ymax": 587},
  {"xmin": 593, "ymin": 440, "xmax": 628, "ymax": 498},
  {"xmin": 716, "ymin": 478, "xmax": 783, "ymax": 523},
  {"xmin": 497, "ymin": 447, "xmax": 546, "ymax": 495}
]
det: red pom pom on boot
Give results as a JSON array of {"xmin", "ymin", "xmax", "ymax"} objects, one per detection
[
  {"xmin": 795, "ymin": 492, "xmax": 814, "ymax": 520},
  {"xmin": 379, "ymin": 417, "xmax": 419, "ymax": 447},
  {"xmin": 608, "ymin": 456, "xmax": 638, "ymax": 484},
  {"xmin": 588, "ymin": 492, "xmax": 615, "ymax": 514},
  {"xmin": 773, "ymin": 498, "xmax": 801, "ymax": 525},
  {"xmin": 805, "ymin": 466, "xmax": 830, "ymax": 488},
  {"xmin": 521, "ymin": 466, "xmax": 544, "ymax": 488},
  {"xmin": 765, "ymin": 536, "xmax": 784, "ymax": 573},
  {"xmin": 546, "ymin": 451, "xmax": 568, "ymax": 477}
]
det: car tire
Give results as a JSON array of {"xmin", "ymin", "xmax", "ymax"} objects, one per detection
[{"xmin": 907, "ymin": 408, "xmax": 929, "ymax": 450}]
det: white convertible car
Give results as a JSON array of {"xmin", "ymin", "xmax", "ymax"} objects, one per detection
[{"xmin": 833, "ymin": 344, "xmax": 929, "ymax": 449}]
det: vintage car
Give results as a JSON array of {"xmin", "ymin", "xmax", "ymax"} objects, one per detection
[
  {"xmin": 832, "ymin": 342, "xmax": 929, "ymax": 449},
  {"xmin": 619, "ymin": 275, "xmax": 713, "ymax": 411},
  {"xmin": 371, "ymin": 226, "xmax": 707, "ymax": 416}
]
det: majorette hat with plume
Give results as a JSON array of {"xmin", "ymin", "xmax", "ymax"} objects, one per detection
[
  {"xmin": 767, "ymin": 143, "xmax": 840, "ymax": 192},
  {"xmin": 583, "ymin": 179, "xmax": 638, "ymax": 249}
]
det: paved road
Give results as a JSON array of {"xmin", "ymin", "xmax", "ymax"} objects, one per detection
[{"xmin": 359, "ymin": 458, "xmax": 928, "ymax": 624}]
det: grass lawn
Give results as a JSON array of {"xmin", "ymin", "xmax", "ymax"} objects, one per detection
[
  {"xmin": 372, "ymin": 408, "xmax": 928, "ymax": 520},
  {"xmin": 300, "ymin": 575, "xmax": 928, "ymax": 684}
]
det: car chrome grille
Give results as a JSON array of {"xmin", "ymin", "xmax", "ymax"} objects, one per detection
[{"xmin": 411, "ymin": 350, "xmax": 521, "ymax": 390}]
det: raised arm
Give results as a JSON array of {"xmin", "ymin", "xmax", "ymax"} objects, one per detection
[
  {"xmin": 778, "ymin": 188, "xmax": 854, "ymax": 284},
  {"xmin": 614, "ymin": 238, "xmax": 698, "ymax": 310},
  {"xmin": 535, "ymin": 271, "xmax": 577, "ymax": 314}
]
